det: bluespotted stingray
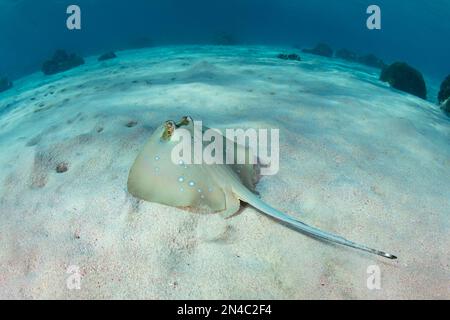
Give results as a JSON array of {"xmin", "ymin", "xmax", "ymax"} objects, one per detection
[{"xmin": 127, "ymin": 116, "xmax": 397, "ymax": 259}]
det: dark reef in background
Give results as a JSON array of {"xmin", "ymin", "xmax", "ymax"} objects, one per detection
[
  {"xmin": 42, "ymin": 50, "xmax": 85, "ymax": 75},
  {"xmin": 0, "ymin": 77, "xmax": 13, "ymax": 93},
  {"xmin": 357, "ymin": 54, "xmax": 387, "ymax": 69},
  {"xmin": 336, "ymin": 49, "xmax": 386, "ymax": 69},
  {"xmin": 380, "ymin": 62, "xmax": 427, "ymax": 99},
  {"xmin": 302, "ymin": 43, "xmax": 333, "ymax": 57},
  {"xmin": 277, "ymin": 53, "xmax": 301, "ymax": 61},
  {"xmin": 439, "ymin": 75, "xmax": 450, "ymax": 116},
  {"xmin": 441, "ymin": 99, "xmax": 450, "ymax": 115},
  {"xmin": 98, "ymin": 52, "xmax": 117, "ymax": 61},
  {"xmin": 438, "ymin": 75, "xmax": 450, "ymax": 104},
  {"xmin": 335, "ymin": 49, "xmax": 358, "ymax": 61}
]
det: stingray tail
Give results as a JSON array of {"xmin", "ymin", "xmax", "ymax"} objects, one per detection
[{"xmin": 238, "ymin": 189, "xmax": 397, "ymax": 260}]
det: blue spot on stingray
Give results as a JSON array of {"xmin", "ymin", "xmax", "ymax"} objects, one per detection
[
  {"xmin": 189, "ymin": 181, "xmax": 195, "ymax": 187},
  {"xmin": 178, "ymin": 160, "xmax": 188, "ymax": 169}
]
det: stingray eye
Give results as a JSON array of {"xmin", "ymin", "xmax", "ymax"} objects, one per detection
[
  {"xmin": 183, "ymin": 116, "xmax": 193, "ymax": 123},
  {"xmin": 177, "ymin": 116, "xmax": 193, "ymax": 127},
  {"xmin": 162, "ymin": 120, "xmax": 176, "ymax": 141}
]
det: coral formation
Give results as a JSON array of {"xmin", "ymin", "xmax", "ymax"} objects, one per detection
[
  {"xmin": 302, "ymin": 43, "xmax": 333, "ymax": 57},
  {"xmin": 0, "ymin": 76, "xmax": 13, "ymax": 93},
  {"xmin": 441, "ymin": 98, "xmax": 450, "ymax": 115},
  {"xmin": 277, "ymin": 53, "xmax": 301, "ymax": 61},
  {"xmin": 380, "ymin": 62, "xmax": 427, "ymax": 99},
  {"xmin": 335, "ymin": 49, "xmax": 358, "ymax": 61},
  {"xmin": 42, "ymin": 50, "xmax": 85, "ymax": 75},
  {"xmin": 98, "ymin": 51, "xmax": 117, "ymax": 61},
  {"xmin": 438, "ymin": 75, "xmax": 450, "ymax": 104},
  {"xmin": 335, "ymin": 50, "xmax": 386, "ymax": 69},
  {"xmin": 358, "ymin": 54, "xmax": 387, "ymax": 69}
]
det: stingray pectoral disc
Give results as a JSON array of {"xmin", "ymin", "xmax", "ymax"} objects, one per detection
[{"xmin": 127, "ymin": 123, "xmax": 229, "ymax": 212}]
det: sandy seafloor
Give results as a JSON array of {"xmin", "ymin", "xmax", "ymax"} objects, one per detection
[{"xmin": 0, "ymin": 46, "xmax": 449, "ymax": 299}]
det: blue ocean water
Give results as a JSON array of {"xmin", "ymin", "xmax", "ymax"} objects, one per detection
[{"xmin": 0, "ymin": 0, "xmax": 449, "ymax": 81}]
